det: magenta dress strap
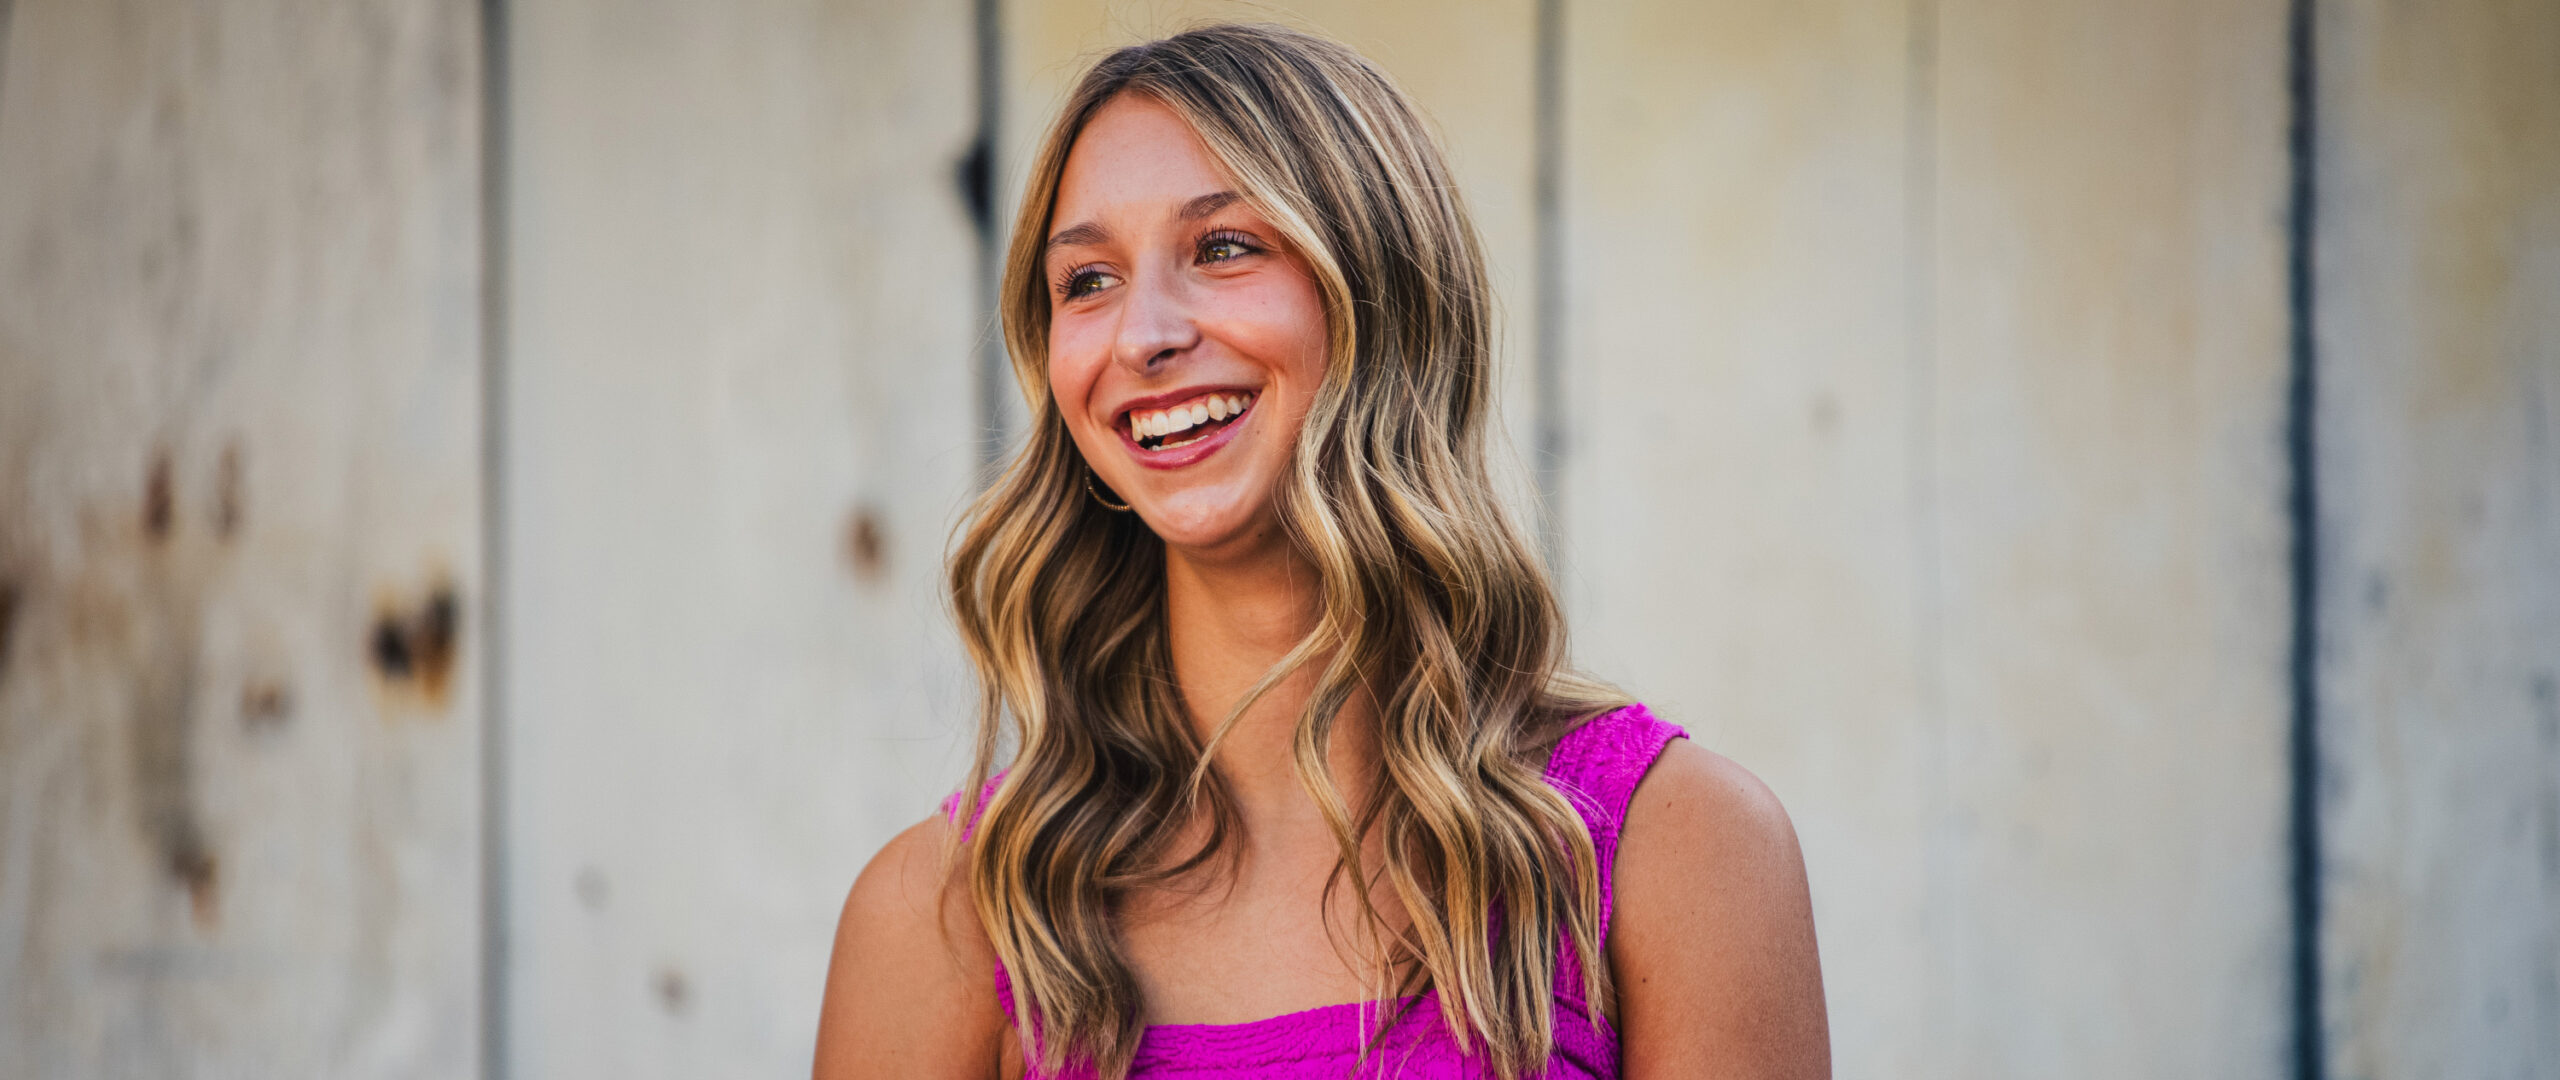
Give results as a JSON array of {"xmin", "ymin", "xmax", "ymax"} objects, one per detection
[
  {"xmin": 1543, "ymin": 702, "xmax": 1689, "ymax": 1007},
  {"xmin": 955, "ymin": 703, "xmax": 1686, "ymax": 1078}
]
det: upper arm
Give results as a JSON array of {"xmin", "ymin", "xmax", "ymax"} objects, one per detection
[
  {"xmin": 812, "ymin": 814, "xmax": 1019, "ymax": 1080},
  {"xmin": 1609, "ymin": 739, "xmax": 1830, "ymax": 1080}
]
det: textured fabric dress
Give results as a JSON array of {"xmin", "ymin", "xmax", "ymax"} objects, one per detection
[{"xmin": 967, "ymin": 703, "xmax": 1688, "ymax": 1079}]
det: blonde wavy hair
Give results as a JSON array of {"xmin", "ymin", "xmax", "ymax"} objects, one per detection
[{"xmin": 946, "ymin": 23, "xmax": 1628, "ymax": 1079}]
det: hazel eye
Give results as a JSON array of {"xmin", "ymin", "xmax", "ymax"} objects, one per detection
[
  {"xmin": 1058, "ymin": 267, "xmax": 1116, "ymax": 300},
  {"xmin": 1198, "ymin": 232, "xmax": 1257, "ymax": 264}
]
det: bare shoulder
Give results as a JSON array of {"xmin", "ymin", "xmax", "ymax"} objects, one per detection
[
  {"xmin": 1610, "ymin": 739, "xmax": 1831, "ymax": 1079},
  {"xmin": 1619, "ymin": 739, "xmax": 1803, "ymax": 877},
  {"xmin": 812, "ymin": 813, "xmax": 1018, "ymax": 1080}
]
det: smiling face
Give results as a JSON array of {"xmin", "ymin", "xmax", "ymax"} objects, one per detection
[{"xmin": 1043, "ymin": 92, "xmax": 1330, "ymax": 559}]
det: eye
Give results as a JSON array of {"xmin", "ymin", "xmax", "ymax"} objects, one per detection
[
  {"xmin": 1197, "ymin": 230, "xmax": 1259, "ymax": 265},
  {"xmin": 1056, "ymin": 265, "xmax": 1116, "ymax": 300}
]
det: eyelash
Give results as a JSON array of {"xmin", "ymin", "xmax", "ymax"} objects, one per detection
[
  {"xmin": 1053, "ymin": 229, "xmax": 1264, "ymax": 300},
  {"xmin": 1197, "ymin": 230, "xmax": 1259, "ymax": 264},
  {"xmin": 1055, "ymin": 264, "xmax": 1103, "ymax": 300}
]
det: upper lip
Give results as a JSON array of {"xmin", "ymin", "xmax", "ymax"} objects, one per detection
[{"xmin": 1109, "ymin": 385, "xmax": 1261, "ymax": 428}]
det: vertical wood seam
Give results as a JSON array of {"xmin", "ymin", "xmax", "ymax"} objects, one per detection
[
  {"xmin": 2284, "ymin": 0, "xmax": 2326, "ymax": 1076},
  {"xmin": 0, "ymin": 0, "xmax": 16, "ymax": 127},
  {"xmin": 970, "ymin": 0, "xmax": 1006, "ymax": 474},
  {"xmin": 477, "ymin": 0, "xmax": 512, "ymax": 1075},
  {"xmin": 1904, "ymin": 0, "xmax": 1941, "ymax": 716},
  {"xmin": 1904, "ymin": 0, "xmax": 1952, "ymax": 1054},
  {"xmin": 1531, "ymin": 0, "xmax": 1566, "ymax": 569}
]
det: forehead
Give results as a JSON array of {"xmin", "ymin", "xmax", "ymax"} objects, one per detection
[{"xmin": 1052, "ymin": 93, "xmax": 1233, "ymax": 226}]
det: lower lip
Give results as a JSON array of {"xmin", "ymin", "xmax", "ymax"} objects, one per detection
[{"xmin": 1119, "ymin": 403, "xmax": 1252, "ymax": 470}]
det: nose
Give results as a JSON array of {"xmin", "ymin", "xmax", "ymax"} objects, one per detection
[{"xmin": 1110, "ymin": 262, "xmax": 1200, "ymax": 373}]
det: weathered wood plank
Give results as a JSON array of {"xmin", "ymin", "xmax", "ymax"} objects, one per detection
[
  {"xmin": 497, "ymin": 1, "xmax": 980, "ymax": 1076},
  {"xmin": 2317, "ymin": 0, "xmax": 2560, "ymax": 1074},
  {"xmin": 1556, "ymin": 2, "xmax": 1931, "ymax": 1075},
  {"xmin": 1570, "ymin": 0, "xmax": 2293, "ymax": 1074},
  {"xmin": 1929, "ymin": 0, "xmax": 2291, "ymax": 1072},
  {"xmin": 0, "ymin": 1, "xmax": 485, "ymax": 1076}
]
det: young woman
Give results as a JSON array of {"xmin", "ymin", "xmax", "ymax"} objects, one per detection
[{"xmin": 814, "ymin": 24, "xmax": 1827, "ymax": 1080}]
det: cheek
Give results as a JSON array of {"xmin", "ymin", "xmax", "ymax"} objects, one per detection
[
  {"xmin": 1280, "ymin": 296, "xmax": 1328, "ymax": 381},
  {"xmin": 1216, "ymin": 274, "xmax": 1330, "ymax": 389},
  {"xmin": 1046, "ymin": 318, "xmax": 1109, "ymax": 426},
  {"xmin": 1254, "ymin": 278, "xmax": 1331, "ymax": 411}
]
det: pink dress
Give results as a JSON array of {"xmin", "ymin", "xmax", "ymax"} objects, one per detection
[{"xmin": 967, "ymin": 703, "xmax": 1687, "ymax": 1079}]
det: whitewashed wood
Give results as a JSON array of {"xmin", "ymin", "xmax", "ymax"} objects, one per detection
[
  {"xmin": 2317, "ymin": 1, "xmax": 2560, "ymax": 1075},
  {"xmin": 1559, "ymin": 2, "xmax": 1934, "ymax": 1074},
  {"xmin": 498, "ymin": 2, "xmax": 981, "ymax": 1077},
  {"xmin": 1927, "ymin": 1, "xmax": 2292, "ymax": 1073},
  {"xmin": 1569, "ymin": 0, "xmax": 2292, "ymax": 1074},
  {"xmin": 0, "ymin": 1, "xmax": 485, "ymax": 1077}
]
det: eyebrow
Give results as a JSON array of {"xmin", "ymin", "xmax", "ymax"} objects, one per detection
[
  {"xmin": 1044, "ymin": 221, "xmax": 1110, "ymax": 252},
  {"xmin": 1179, "ymin": 190, "xmax": 1242, "ymax": 221},
  {"xmin": 1043, "ymin": 191, "xmax": 1245, "ymax": 253}
]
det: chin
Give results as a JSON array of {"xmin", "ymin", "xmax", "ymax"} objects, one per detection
[{"xmin": 1137, "ymin": 486, "xmax": 1279, "ymax": 556}]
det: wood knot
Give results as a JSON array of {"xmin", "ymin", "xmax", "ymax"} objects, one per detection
[
  {"xmin": 369, "ymin": 582, "xmax": 459, "ymax": 708},
  {"xmin": 144, "ymin": 450, "xmax": 175, "ymax": 541},
  {"xmin": 843, "ymin": 505, "xmax": 887, "ymax": 582}
]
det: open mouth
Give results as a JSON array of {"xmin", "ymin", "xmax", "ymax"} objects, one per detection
[{"xmin": 1126, "ymin": 390, "xmax": 1257, "ymax": 452}]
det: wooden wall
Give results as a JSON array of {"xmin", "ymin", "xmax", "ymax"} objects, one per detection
[
  {"xmin": 1562, "ymin": 0, "xmax": 2295, "ymax": 1074},
  {"xmin": 497, "ymin": 1, "xmax": 980, "ymax": 1077},
  {"xmin": 2317, "ymin": 0, "xmax": 2560, "ymax": 1073},
  {"xmin": 0, "ymin": 1, "xmax": 2550, "ymax": 1077},
  {"xmin": 0, "ymin": 0, "xmax": 485, "ymax": 1075}
]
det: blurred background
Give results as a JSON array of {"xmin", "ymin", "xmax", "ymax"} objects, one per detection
[{"xmin": 0, "ymin": 0, "xmax": 2552, "ymax": 1077}]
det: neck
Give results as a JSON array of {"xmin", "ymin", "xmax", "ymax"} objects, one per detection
[{"xmin": 1162, "ymin": 526, "xmax": 1375, "ymax": 826}]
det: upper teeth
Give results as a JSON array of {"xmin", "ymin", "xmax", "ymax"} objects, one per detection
[{"xmin": 1133, "ymin": 393, "xmax": 1253, "ymax": 441}]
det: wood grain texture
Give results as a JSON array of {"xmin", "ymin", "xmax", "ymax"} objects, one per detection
[
  {"xmin": 497, "ymin": 1, "xmax": 980, "ymax": 1076},
  {"xmin": 2316, "ymin": 0, "xmax": 2560, "ymax": 1074},
  {"xmin": 1558, "ymin": 1, "xmax": 1931, "ymax": 1075},
  {"xmin": 1928, "ymin": 1, "xmax": 2291, "ymax": 1073},
  {"xmin": 1568, "ymin": 0, "xmax": 2291, "ymax": 1074},
  {"xmin": 6, "ymin": 2, "xmax": 2550, "ymax": 1075},
  {"xmin": 0, "ymin": 1, "xmax": 485, "ymax": 1076}
]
